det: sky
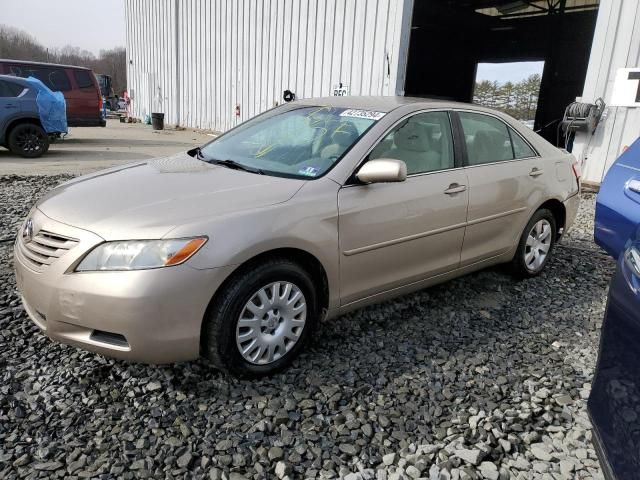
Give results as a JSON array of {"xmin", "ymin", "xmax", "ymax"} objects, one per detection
[
  {"xmin": 0, "ymin": 0, "xmax": 125, "ymax": 54},
  {"xmin": 476, "ymin": 61, "xmax": 545, "ymax": 84}
]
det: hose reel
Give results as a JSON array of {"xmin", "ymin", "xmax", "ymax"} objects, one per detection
[{"xmin": 559, "ymin": 98, "xmax": 605, "ymax": 151}]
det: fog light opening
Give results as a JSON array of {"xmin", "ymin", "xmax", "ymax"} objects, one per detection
[{"xmin": 90, "ymin": 330, "xmax": 129, "ymax": 348}]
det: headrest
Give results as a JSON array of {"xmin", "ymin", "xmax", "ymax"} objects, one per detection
[
  {"xmin": 473, "ymin": 130, "xmax": 509, "ymax": 162},
  {"xmin": 474, "ymin": 129, "xmax": 507, "ymax": 145},
  {"xmin": 329, "ymin": 121, "xmax": 359, "ymax": 147},
  {"xmin": 394, "ymin": 121, "xmax": 431, "ymax": 152}
]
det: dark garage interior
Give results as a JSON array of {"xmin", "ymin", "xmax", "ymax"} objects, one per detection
[{"xmin": 404, "ymin": 0, "xmax": 600, "ymax": 145}]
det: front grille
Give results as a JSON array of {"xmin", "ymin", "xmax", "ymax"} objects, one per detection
[{"xmin": 18, "ymin": 229, "xmax": 79, "ymax": 269}]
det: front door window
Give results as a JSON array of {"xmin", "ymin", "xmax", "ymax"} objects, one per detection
[{"xmin": 370, "ymin": 111, "xmax": 454, "ymax": 175}]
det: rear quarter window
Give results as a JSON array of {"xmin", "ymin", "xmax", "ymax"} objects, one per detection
[
  {"xmin": 7, "ymin": 64, "xmax": 72, "ymax": 92},
  {"xmin": 74, "ymin": 70, "xmax": 95, "ymax": 89},
  {"xmin": 509, "ymin": 128, "xmax": 537, "ymax": 158}
]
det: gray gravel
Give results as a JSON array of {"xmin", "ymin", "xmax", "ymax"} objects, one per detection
[{"xmin": 0, "ymin": 177, "xmax": 610, "ymax": 480}]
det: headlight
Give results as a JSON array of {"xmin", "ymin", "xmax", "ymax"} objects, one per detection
[
  {"xmin": 625, "ymin": 244, "xmax": 640, "ymax": 277},
  {"xmin": 75, "ymin": 237, "xmax": 207, "ymax": 272}
]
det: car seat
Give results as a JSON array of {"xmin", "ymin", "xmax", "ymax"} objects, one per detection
[
  {"xmin": 319, "ymin": 121, "xmax": 360, "ymax": 164},
  {"xmin": 471, "ymin": 130, "xmax": 511, "ymax": 164},
  {"xmin": 380, "ymin": 121, "xmax": 442, "ymax": 174}
]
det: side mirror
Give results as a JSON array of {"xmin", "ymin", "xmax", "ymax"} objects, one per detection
[{"xmin": 356, "ymin": 159, "xmax": 407, "ymax": 184}]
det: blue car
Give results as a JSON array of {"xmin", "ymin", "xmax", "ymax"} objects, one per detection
[
  {"xmin": 590, "ymin": 138, "xmax": 640, "ymax": 480},
  {"xmin": 0, "ymin": 74, "xmax": 66, "ymax": 158}
]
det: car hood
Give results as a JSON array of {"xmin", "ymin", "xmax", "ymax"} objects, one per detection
[{"xmin": 36, "ymin": 153, "xmax": 306, "ymax": 240}]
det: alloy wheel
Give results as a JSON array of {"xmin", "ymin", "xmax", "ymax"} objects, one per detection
[{"xmin": 15, "ymin": 126, "xmax": 45, "ymax": 155}]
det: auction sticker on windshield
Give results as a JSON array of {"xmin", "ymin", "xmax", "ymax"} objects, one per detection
[
  {"xmin": 340, "ymin": 109, "xmax": 386, "ymax": 120},
  {"xmin": 298, "ymin": 166, "xmax": 320, "ymax": 177}
]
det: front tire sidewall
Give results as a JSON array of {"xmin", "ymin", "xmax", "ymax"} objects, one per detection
[
  {"xmin": 205, "ymin": 261, "xmax": 318, "ymax": 376},
  {"xmin": 513, "ymin": 209, "xmax": 556, "ymax": 277}
]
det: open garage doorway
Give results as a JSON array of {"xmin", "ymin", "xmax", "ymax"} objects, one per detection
[
  {"xmin": 403, "ymin": 0, "xmax": 600, "ymax": 145},
  {"xmin": 473, "ymin": 60, "xmax": 545, "ymax": 128}
]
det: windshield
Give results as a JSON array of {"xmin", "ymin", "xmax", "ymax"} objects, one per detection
[{"xmin": 199, "ymin": 105, "xmax": 383, "ymax": 178}]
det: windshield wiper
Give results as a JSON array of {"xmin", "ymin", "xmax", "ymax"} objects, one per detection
[
  {"xmin": 190, "ymin": 146, "xmax": 208, "ymax": 160},
  {"xmin": 209, "ymin": 159, "xmax": 264, "ymax": 175}
]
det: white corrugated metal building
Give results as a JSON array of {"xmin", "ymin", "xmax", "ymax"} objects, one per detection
[
  {"xmin": 124, "ymin": 0, "xmax": 412, "ymax": 132},
  {"xmin": 572, "ymin": 1, "xmax": 640, "ymax": 184},
  {"xmin": 125, "ymin": 0, "xmax": 640, "ymax": 184}
]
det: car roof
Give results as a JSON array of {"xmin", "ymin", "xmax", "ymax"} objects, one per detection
[
  {"xmin": 294, "ymin": 95, "xmax": 432, "ymax": 112},
  {"xmin": 293, "ymin": 95, "xmax": 505, "ymax": 115},
  {"xmin": 0, "ymin": 74, "xmax": 31, "ymax": 86},
  {"xmin": 0, "ymin": 59, "xmax": 92, "ymax": 71}
]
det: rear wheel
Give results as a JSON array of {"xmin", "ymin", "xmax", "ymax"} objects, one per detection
[
  {"xmin": 8, "ymin": 123, "xmax": 49, "ymax": 158},
  {"xmin": 511, "ymin": 208, "xmax": 556, "ymax": 278},
  {"xmin": 202, "ymin": 258, "xmax": 319, "ymax": 376}
]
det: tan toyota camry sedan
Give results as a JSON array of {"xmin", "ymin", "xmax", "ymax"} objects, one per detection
[{"xmin": 14, "ymin": 97, "xmax": 580, "ymax": 375}]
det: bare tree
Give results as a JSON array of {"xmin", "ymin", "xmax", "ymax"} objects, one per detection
[{"xmin": 0, "ymin": 24, "xmax": 126, "ymax": 93}]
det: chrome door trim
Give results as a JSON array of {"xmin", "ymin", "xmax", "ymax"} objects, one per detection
[
  {"xmin": 462, "ymin": 157, "xmax": 540, "ymax": 169},
  {"xmin": 342, "ymin": 206, "xmax": 527, "ymax": 256},
  {"xmin": 342, "ymin": 221, "xmax": 467, "ymax": 256},
  {"xmin": 465, "ymin": 206, "xmax": 528, "ymax": 227}
]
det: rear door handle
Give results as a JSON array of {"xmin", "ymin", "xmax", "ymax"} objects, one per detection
[
  {"xmin": 444, "ymin": 183, "xmax": 467, "ymax": 195},
  {"xmin": 529, "ymin": 167, "xmax": 544, "ymax": 177},
  {"xmin": 4, "ymin": 104, "xmax": 18, "ymax": 109}
]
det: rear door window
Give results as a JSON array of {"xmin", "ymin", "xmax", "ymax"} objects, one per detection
[
  {"xmin": 7, "ymin": 64, "xmax": 72, "ymax": 92},
  {"xmin": 0, "ymin": 79, "xmax": 24, "ymax": 97},
  {"xmin": 74, "ymin": 70, "xmax": 95, "ymax": 89},
  {"xmin": 458, "ymin": 112, "xmax": 515, "ymax": 165}
]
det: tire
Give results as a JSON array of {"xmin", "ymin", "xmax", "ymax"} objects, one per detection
[
  {"xmin": 511, "ymin": 208, "xmax": 557, "ymax": 278},
  {"xmin": 8, "ymin": 123, "xmax": 49, "ymax": 158},
  {"xmin": 202, "ymin": 258, "xmax": 319, "ymax": 376}
]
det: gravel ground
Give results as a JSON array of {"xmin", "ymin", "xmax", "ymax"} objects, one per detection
[{"xmin": 0, "ymin": 176, "xmax": 612, "ymax": 480}]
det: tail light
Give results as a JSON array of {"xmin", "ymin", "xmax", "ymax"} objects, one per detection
[
  {"xmin": 568, "ymin": 157, "xmax": 581, "ymax": 193},
  {"xmin": 571, "ymin": 160, "xmax": 581, "ymax": 180},
  {"xmin": 98, "ymin": 96, "xmax": 103, "ymax": 111}
]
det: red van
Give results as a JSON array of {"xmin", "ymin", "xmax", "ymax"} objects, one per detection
[{"xmin": 0, "ymin": 59, "xmax": 105, "ymax": 127}]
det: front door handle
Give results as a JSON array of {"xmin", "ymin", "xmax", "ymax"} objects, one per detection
[
  {"xmin": 4, "ymin": 104, "xmax": 18, "ymax": 109},
  {"xmin": 529, "ymin": 167, "xmax": 544, "ymax": 177},
  {"xmin": 444, "ymin": 183, "xmax": 467, "ymax": 195},
  {"xmin": 628, "ymin": 179, "xmax": 640, "ymax": 194}
]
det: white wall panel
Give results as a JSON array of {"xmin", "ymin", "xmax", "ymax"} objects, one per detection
[
  {"xmin": 125, "ymin": 0, "xmax": 413, "ymax": 132},
  {"xmin": 125, "ymin": 0, "xmax": 178, "ymax": 124},
  {"xmin": 573, "ymin": 0, "xmax": 640, "ymax": 184}
]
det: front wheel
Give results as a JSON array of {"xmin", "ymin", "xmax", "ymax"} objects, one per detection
[
  {"xmin": 202, "ymin": 258, "xmax": 319, "ymax": 376},
  {"xmin": 8, "ymin": 123, "xmax": 49, "ymax": 158},
  {"xmin": 511, "ymin": 209, "xmax": 556, "ymax": 278}
]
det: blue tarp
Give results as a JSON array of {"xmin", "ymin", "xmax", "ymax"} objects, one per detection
[{"xmin": 25, "ymin": 76, "xmax": 68, "ymax": 134}]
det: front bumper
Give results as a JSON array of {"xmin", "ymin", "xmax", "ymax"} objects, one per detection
[
  {"xmin": 590, "ymin": 419, "xmax": 616, "ymax": 480},
  {"xmin": 67, "ymin": 116, "xmax": 107, "ymax": 128},
  {"xmin": 588, "ymin": 255, "xmax": 640, "ymax": 480},
  {"xmin": 13, "ymin": 209, "xmax": 234, "ymax": 364}
]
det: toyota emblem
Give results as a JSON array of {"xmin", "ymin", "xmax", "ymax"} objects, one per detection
[{"xmin": 22, "ymin": 219, "xmax": 34, "ymax": 243}]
